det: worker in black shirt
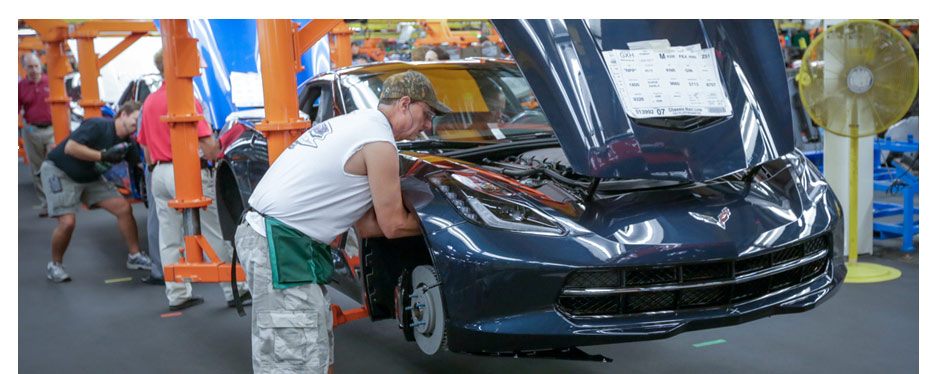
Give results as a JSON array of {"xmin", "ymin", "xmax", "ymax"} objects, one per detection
[{"xmin": 40, "ymin": 101, "xmax": 153, "ymax": 282}]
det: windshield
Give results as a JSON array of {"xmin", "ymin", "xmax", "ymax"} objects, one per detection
[{"xmin": 339, "ymin": 63, "xmax": 554, "ymax": 143}]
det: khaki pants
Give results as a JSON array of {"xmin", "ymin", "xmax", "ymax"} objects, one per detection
[
  {"xmin": 151, "ymin": 163, "xmax": 246, "ymax": 306},
  {"xmin": 22, "ymin": 125, "xmax": 55, "ymax": 211},
  {"xmin": 235, "ymin": 220, "xmax": 333, "ymax": 374},
  {"xmin": 40, "ymin": 161, "xmax": 120, "ymax": 217}
]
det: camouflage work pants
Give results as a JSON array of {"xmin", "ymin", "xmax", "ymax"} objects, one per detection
[{"xmin": 235, "ymin": 220, "xmax": 333, "ymax": 373}]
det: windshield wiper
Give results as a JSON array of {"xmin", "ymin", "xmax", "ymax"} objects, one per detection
[
  {"xmin": 504, "ymin": 131, "xmax": 556, "ymax": 141},
  {"xmin": 396, "ymin": 139, "xmax": 497, "ymax": 151}
]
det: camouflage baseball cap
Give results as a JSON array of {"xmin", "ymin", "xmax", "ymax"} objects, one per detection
[{"xmin": 380, "ymin": 70, "xmax": 452, "ymax": 115}]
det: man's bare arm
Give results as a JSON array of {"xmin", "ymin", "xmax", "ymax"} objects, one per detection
[
  {"xmin": 64, "ymin": 140, "xmax": 103, "ymax": 162},
  {"xmin": 140, "ymin": 144, "xmax": 153, "ymax": 165},
  {"xmin": 354, "ymin": 207, "xmax": 384, "ymax": 238},
  {"xmin": 199, "ymin": 135, "xmax": 220, "ymax": 161},
  {"xmin": 361, "ymin": 142, "xmax": 421, "ymax": 239}
]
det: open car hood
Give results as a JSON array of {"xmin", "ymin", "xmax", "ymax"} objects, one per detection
[{"xmin": 492, "ymin": 19, "xmax": 795, "ymax": 182}]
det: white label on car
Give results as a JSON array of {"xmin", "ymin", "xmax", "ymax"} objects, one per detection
[
  {"xmin": 487, "ymin": 123, "xmax": 506, "ymax": 140},
  {"xmin": 230, "ymin": 71, "xmax": 265, "ymax": 108},
  {"xmin": 602, "ymin": 43, "xmax": 732, "ymax": 119}
]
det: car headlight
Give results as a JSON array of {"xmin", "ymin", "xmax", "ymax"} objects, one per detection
[{"xmin": 428, "ymin": 172, "xmax": 565, "ymax": 235}]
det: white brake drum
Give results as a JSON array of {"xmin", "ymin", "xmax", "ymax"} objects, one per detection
[{"xmin": 410, "ymin": 265, "xmax": 446, "ymax": 354}]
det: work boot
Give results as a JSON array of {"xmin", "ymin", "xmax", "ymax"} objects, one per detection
[
  {"xmin": 46, "ymin": 261, "xmax": 71, "ymax": 283},
  {"xmin": 126, "ymin": 252, "xmax": 153, "ymax": 271},
  {"xmin": 140, "ymin": 276, "xmax": 165, "ymax": 286},
  {"xmin": 169, "ymin": 297, "xmax": 204, "ymax": 311}
]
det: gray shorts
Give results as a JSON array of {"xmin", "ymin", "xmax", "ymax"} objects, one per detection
[
  {"xmin": 235, "ymin": 221, "xmax": 334, "ymax": 373},
  {"xmin": 40, "ymin": 161, "xmax": 120, "ymax": 217}
]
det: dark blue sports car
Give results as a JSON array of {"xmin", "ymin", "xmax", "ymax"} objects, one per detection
[{"xmin": 215, "ymin": 19, "xmax": 846, "ymax": 360}]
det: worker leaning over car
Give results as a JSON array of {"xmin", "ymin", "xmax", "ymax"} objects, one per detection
[
  {"xmin": 40, "ymin": 101, "xmax": 153, "ymax": 282},
  {"xmin": 234, "ymin": 70, "xmax": 450, "ymax": 373}
]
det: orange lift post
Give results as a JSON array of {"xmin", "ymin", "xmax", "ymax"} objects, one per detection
[
  {"xmin": 158, "ymin": 19, "xmax": 245, "ymax": 285},
  {"xmin": 414, "ymin": 19, "xmax": 475, "ymax": 48},
  {"xmin": 329, "ymin": 21, "xmax": 353, "ymax": 69},
  {"xmin": 23, "ymin": 20, "xmax": 72, "ymax": 144},
  {"xmin": 256, "ymin": 19, "xmax": 368, "ymax": 327},
  {"xmin": 70, "ymin": 20, "xmax": 157, "ymax": 119}
]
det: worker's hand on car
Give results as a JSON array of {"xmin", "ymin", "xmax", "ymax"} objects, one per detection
[{"xmin": 100, "ymin": 142, "xmax": 131, "ymax": 163}]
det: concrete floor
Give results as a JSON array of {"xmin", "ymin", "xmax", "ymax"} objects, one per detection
[{"xmin": 18, "ymin": 163, "xmax": 919, "ymax": 373}]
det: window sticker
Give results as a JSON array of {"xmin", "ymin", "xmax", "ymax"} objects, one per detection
[{"xmin": 602, "ymin": 42, "xmax": 732, "ymax": 119}]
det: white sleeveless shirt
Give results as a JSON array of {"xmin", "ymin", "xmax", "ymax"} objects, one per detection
[{"xmin": 246, "ymin": 109, "xmax": 396, "ymax": 242}]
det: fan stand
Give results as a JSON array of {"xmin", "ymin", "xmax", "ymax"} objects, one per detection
[{"xmin": 844, "ymin": 121, "xmax": 901, "ymax": 284}]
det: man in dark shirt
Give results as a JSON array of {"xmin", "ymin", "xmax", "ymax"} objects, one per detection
[
  {"xmin": 18, "ymin": 53, "xmax": 55, "ymax": 216},
  {"xmin": 40, "ymin": 101, "xmax": 153, "ymax": 282}
]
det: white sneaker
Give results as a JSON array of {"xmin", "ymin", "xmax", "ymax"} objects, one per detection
[
  {"xmin": 127, "ymin": 253, "xmax": 153, "ymax": 270},
  {"xmin": 47, "ymin": 262, "xmax": 71, "ymax": 283}
]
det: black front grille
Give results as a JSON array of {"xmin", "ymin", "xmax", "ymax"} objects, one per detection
[
  {"xmin": 560, "ymin": 295, "xmax": 620, "ymax": 316},
  {"xmin": 566, "ymin": 271, "xmax": 619, "ymax": 288},
  {"xmin": 626, "ymin": 267, "xmax": 677, "ymax": 286},
  {"xmin": 625, "ymin": 291, "xmax": 676, "ymax": 313},
  {"xmin": 557, "ymin": 234, "xmax": 832, "ymax": 317},
  {"xmin": 683, "ymin": 261, "xmax": 732, "ymax": 282}
]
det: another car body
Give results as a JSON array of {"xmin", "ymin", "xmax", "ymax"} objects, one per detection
[{"xmin": 215, "ymin": 19, "xmax": 846, "ymax": 358}]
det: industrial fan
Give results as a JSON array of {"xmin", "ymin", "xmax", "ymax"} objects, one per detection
[{"xmin": 797, "ymin": 20, "xmax": 918, "ymax": 283}]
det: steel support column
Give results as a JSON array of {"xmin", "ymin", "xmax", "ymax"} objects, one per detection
[
  {"xmin": 159, "ymin": 19, "xmax": 244, "ymax": 283},
  {"xmin": 256, "ymin": 19, "xmax": 310, "ymax": 163},
  {"xmin": 331, "ymin": 21, "xmax": 353, "ymax": 69},
  {"xmin": 45, "ymin": 38, "xmax": 72, "ymax": 144},
  {"xmin": 75, "ymin": 36, "xmax": 104, "ymax": 118}
]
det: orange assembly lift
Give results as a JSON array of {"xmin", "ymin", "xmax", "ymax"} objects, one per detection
[
  {"xmin": 159, "ymin": 19, "xmax": 367, "ymax": 327},
  {"xmin": 158, "ymin": 19, "xmax": 246, "ymax": 286}
]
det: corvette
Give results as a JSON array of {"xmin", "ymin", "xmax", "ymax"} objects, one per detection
[{"xmin": 214, "ymin": 19, "xmax": 846, "ymax": 359}]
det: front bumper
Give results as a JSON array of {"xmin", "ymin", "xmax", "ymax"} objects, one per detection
[
  {"xmin": 416, "ymin": 150, "xmax": 846, "ymax": 353},
  {"xmin": 446, "ymin": 256, "xmax": 845, "ymax": 353}
]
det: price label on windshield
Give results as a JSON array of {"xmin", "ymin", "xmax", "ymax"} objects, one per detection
[{"xmin": 603, "ymin": 45, "xmax": 732, "ymax": 119}]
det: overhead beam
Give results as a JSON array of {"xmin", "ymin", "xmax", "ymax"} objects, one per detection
[
  {"xmin": 97, "ymin": 32, "xmax": 147, "ymax": 68},
  {"xmin": 295, "ymin": 19, "xmax": 342, "ymax": 61},
  {"xmin": 69, "ymin": 20, "xmax": 156, "ymax": 37}
]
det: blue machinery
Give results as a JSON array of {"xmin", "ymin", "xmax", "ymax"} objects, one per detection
[
  {"xmin": 872, "ymin": 136, "xmax": 919, "ymax": 252},
  {"xmin": 803, "ymin": 135, "xmax": 919, "ymax": 252}
]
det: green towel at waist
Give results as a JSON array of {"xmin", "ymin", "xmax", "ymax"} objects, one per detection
[{"xmin": 264, "ymin": 216, "xmax": 333, "ymax": 289}]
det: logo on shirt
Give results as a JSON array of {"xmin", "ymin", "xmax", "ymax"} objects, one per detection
[{"xmin": 289, "ymin": 122, "xmax": 332, "ymax": 149}]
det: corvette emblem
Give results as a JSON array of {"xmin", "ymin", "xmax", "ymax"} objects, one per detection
[{"xmin": 689, "ymin": 207, "xmax": 732, "ymax": 230}]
